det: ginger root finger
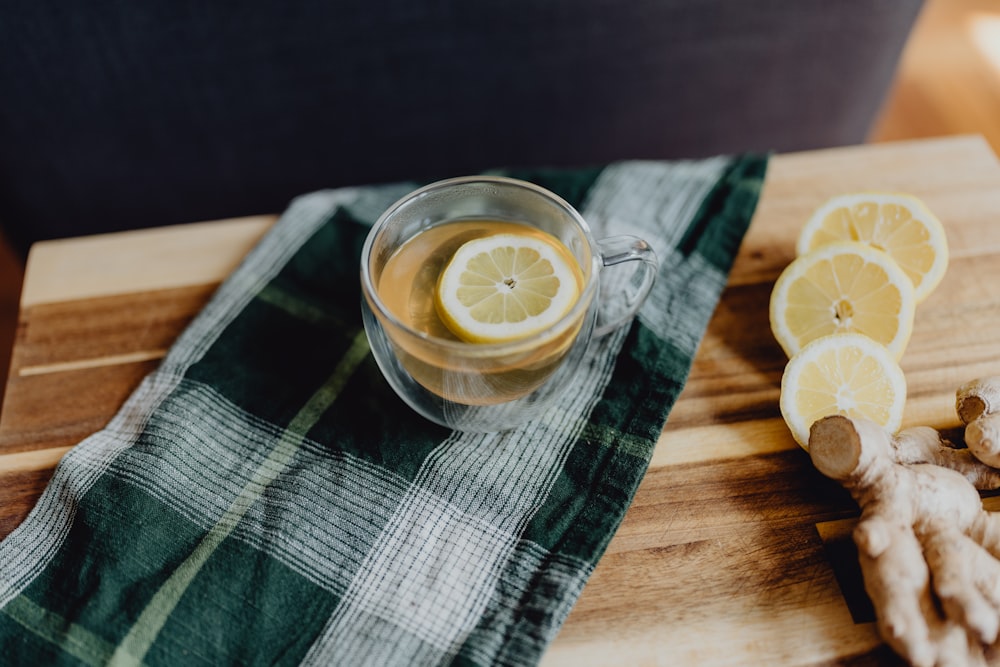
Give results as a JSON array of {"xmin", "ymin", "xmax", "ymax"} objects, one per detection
[
  {"xmin": 971, "ymin": 512, "xmax": 1000, "ymax": 559},
  {"xmin": 957, "ymin": 377, "xmax": 1000, "ymax": 469},
  {"xmin": 957, "ymin": 376, "xmax": 1000, "ymax": 424},
  {"xmin": 856, "ymin": 519, "xmax": 937, "ymax": 667},
  {"xmin": 966, "ymin": 414, "xmax": 1000, "ymax": 469},
  {"xmin": 893, "ymin": 427, "xmax": 1000, "ymax": 490},
  {"xmin": 923, "ymin": 530, "xmax": 1000, "ymax": 645}
]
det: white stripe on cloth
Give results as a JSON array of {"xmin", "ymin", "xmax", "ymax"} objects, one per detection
[
  {"xmin": 581, "ymin": 157, "xmax": 731, "ymax": 249},
  {"xmin": 642, "ymin": 250, "xmax": 729, "ymax": 357},
  {"xmin": 580, "ymin": 158, "xmax": 732, "ymax": 350}
]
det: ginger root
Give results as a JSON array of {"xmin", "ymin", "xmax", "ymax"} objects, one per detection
[{"xmin": 809, "ymin": 414, "xmax": 1000, "ymax": 667}]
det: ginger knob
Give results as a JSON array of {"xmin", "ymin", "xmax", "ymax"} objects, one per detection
[{"xmin": 957, "ymin": 377, "xmax": 1000, "ymax": 468}]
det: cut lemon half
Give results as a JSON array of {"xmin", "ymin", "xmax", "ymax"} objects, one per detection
[
  {"xmin": 435, "ymin": 231, "xmax": 583, "ymax": 344},
  {"xmin": 769, "ymin": 240, "xmax": 916, "ymax": 360},
  {"xmin": 780, "ymin": 333, "xmax": 907, "ymax": 449},
  {"xmin": 797, "ymin": 192, "xmax": 948, "ymax": 302}
]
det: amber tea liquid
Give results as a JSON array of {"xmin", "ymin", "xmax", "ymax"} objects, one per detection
[{"xmin": 376, "ymin": 220, "xmax": 587, "ymax": 405}]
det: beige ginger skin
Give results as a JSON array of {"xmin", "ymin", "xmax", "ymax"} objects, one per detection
[{"xmin": 809, "ymin": 410, "xmax": 1000, "ymax": 667}]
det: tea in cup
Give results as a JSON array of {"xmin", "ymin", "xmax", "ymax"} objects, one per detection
[{"xmin": 360, "ymin": 176, "xmax": 657, "ymax": 431}]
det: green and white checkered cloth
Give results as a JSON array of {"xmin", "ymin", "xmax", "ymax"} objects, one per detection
[{"xmin": 0, "ymin": 155, "xmax": 766, "ymax": 666}]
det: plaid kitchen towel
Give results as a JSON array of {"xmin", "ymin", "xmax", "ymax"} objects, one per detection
[{"xmin": 0, "ymin": 155, "xmax": 766, "ymax": 666}]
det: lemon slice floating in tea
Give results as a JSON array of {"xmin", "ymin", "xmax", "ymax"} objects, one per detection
[
  {"xmin": 434, "ymin": 231, "xmax": 583, "ymax": 344},
  {"xmin": 769, "ymin": 240, "xmax": 916, "ymax": 360},
  {"xmin": 779, "ymin": 332, "xmax": 907, "ymax": 449},
  {"xmin": 797, "ymin": 192, "xmax": 948, "ymax": 303}
]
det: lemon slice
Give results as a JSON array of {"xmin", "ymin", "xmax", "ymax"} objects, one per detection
[
  {"xmin": 435, "ymin": 231, "xmax": 583, "ymax": 344},
  {"xmin": 780, "ymin": 333, "xmax": 907, "ymax": 449},
  {"xmin": 797, "ymin": 192, "xmax": 948, "ymax": 302},
  {"xmin": 769, "ymin": 240, "xmax": 915, "ymax": 360}
]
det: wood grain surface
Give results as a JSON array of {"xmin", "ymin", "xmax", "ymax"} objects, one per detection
[{"xmin": 2, "ymin": 136, "xmax": 999, "ymax": 666}]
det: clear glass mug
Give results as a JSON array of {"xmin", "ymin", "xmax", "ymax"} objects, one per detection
[{"xmin": 360, "ymin": 176, "xmax": 658, "ymax": 432}]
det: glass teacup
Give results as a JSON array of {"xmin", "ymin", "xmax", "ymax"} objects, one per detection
[{"xmin": 360, "ymin": 176, "xmax": 657, "ymax": 432}]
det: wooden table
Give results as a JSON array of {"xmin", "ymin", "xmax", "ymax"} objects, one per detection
[{"xmin": 3, "ymin": 135, "xmax": 1000, "ymax": 665}]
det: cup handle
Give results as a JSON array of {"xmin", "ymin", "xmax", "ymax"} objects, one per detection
[{"xmin": 593, "ymin": 235, "xmax": 658, "ymax": 337}]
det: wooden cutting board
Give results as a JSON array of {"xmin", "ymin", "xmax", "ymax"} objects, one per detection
[{"xmin": 3, "ymin": 135, "xmax": 1000, "ymax": 665}]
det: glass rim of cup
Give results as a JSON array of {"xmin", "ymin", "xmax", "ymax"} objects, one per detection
[{"xmin": 360, "ymin": 175, "xmax": 602, "ymax": 356}]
